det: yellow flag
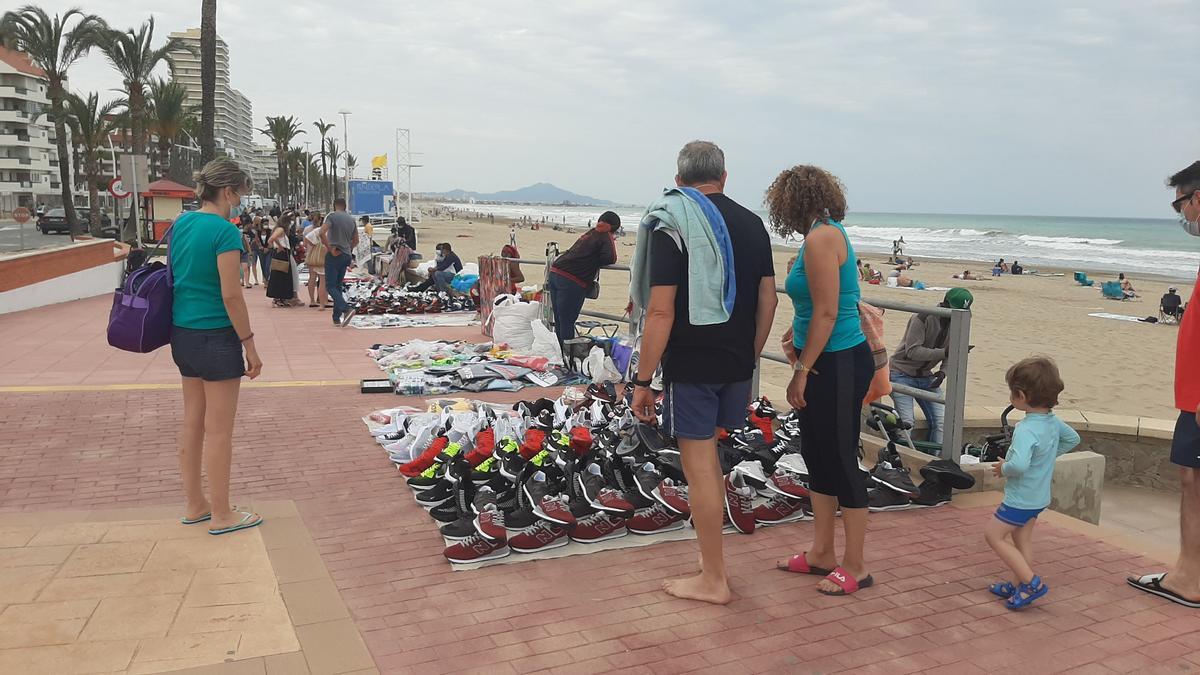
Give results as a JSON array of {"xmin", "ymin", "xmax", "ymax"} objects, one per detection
[{"xmin": 371, "ymin": 154, "xmax": 387, "ymax": 169}]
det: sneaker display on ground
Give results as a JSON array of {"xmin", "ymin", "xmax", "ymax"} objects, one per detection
[
  {"xmin": 870, "ymin": 461, "xmax": 920, "ymax": 497},
  {"xmin": 652, "ymin": 478, "xmax": 691, "ymax": 517},
  {"xmin": 569, "ymin": 511, "xmax": 628, "ymax": 544},
  {"xmin": 523, "ymin": 471, "xmax": 577, "ymax": 526},
  {"xmin": 626, "ymin": 503, "xmax": 686, "ymax": 535},
  {"xmin": 724, "ymin": 472, "xmax": 756, "ymax": 534},
  {"xmin": 443, "ymin": 534, "xmax": 510, "ymax": 564},
  {"xmin": 766, "ymin": 469, "xmax": 811, "ymax": 499},
  {"xmin": 867, "ymin": 486, "xmax": 913, "ymax": 511},
  {"xmin": 576, "ymin": 463, "xmax": 635, "ymax": 516},
  {"xmin": 474, "ymin": 503, "xmax": 507, "ymax": 541},
  {"xmin": 508, "ymin": 521, "xmax": 569, "ymax": 553},
  {"xmin": 753, "ymin": 494, "xmax": 811, "ymax": 525}
]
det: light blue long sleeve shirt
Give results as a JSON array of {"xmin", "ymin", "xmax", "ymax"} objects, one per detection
[{"xmin": 1000, "ymin": 412, "xmax": 1081, "ymax": 510}]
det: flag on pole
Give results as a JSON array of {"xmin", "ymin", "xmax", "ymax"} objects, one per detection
[{"xmin": 371, "ymin": 154, "xmax": 387, "ymax": 169}]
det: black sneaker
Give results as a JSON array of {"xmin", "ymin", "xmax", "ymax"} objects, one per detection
[
  {"xmin": 867, "ymin": 486, "xmax": 913, "ymax": 512},
  {"xmin": 919, "ymin": 459, "xmax": 976, "ymax": 491},
  {"xmin": 634, "ymin": 462, "xmax": 664, "ymax": 503},
  {"xmin": 472, "ymin": 485, "xmax": 500, "ymax": 515},
  {"xmin": 602, "ymin": 455, "xmax": 653, "ymax": 509},
  {"xmin": 406, "ymin": 473, "xmax": 443, "ymax": 491},
  {"xmin": 440, "ymin": 515, "xmax": 476, "ymax": 540},
  {"xmin": 911, "ymin": 476, "xmax": 953, "ymax": 507},
  {"xmin": 575, "ymin": 463, "xmax": 636, "ymax": 516},
  {"xmin": 870, "ymin": 461, "xmax": 920, "ymax": 497},
  {"xmin": 523, "ymin": 470, "xmax": 576, "ymax": 526},
  {"xmin": 504, "ymin": 506, "xmax": 537, "ymax": 531},
  {"xmin": 414, "ymin": 479, "xmax": 455, "ymax": 507}
]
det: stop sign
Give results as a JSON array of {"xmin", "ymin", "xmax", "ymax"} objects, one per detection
[{"xmin": 12, "ymin": 206, "xmax": 30, "ymax": 224}]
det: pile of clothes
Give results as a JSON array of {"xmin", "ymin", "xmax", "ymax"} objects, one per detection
[
  {"xmin": 367, "ymin": 340, "xmax": 585, "ymax": 396},
  {"xmin": 364, "ymin": 392, "xmax": 975, "ymax": 565}
]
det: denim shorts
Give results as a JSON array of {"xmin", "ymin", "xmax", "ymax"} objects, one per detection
[
  {"xmin": 995, "ymin": 503, "xmax": 1044, "ymax": 527},
  {"xmin": 662, "ymin": 379, "xmax": 752, "ymax": 440},
  {"xmin": 170, "ymin": 326, "xmax": 245, "ymax": 381},
  {"xmin": 1171, "ymin": 412, "xmax": 1200, "ymax": 469}
]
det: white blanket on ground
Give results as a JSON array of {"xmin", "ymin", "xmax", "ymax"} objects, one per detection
[
  {"xmin": 348, "ymin": 313, "xmax": 479, "ymax": 330},
  {"xmin": 1087, "ymin": 312, "xmax": 1151, "ymax": 323}
]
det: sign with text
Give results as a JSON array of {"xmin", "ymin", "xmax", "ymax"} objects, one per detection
[{"xmin": 348, "ymin": 180, "xmax": 394, "ymax": 215}]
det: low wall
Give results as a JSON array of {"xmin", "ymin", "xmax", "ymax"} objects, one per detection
[{"xmin": 0, "ymin": 239, "xmax": 127, "ymax": 315}]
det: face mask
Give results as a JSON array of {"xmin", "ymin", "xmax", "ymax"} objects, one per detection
[
  {"xmin": 1180, "ymin": 212, "xmax": 1200, "ymax": 237},
  {"xmin": 435, "ymin": 251, "xmax": 445, "ymax": 261}
]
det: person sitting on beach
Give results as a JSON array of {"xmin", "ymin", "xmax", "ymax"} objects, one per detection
[
  {"xmin": 413, "ymin": 242, "xmax": 463, "ymax": 293},
  {"xmin": 1119, "ymin": 273, "xmax": 1138, "ymax": 298},
  {"xmin": 888, "ymin": 269, "xmax": 916, "ymax": 288},
  {"xmin": 1162, "ymin": 287, "xmax": 1184, "ymax": 321},
  {"xmin": 861, "ymin": 262, "xmax": 882, "ymax": 282},
  {"xmin": 955, "ymin": 269, "xmax": 983, "ymax": 281},
  {"xmin": 1011, "ymin": 260, "xmax": 1024, "ymax": 275}
]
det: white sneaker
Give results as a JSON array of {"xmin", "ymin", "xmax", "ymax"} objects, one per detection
[{"xmin": 776, "ymin": 454, "xmax": 809, "ymax": 476}]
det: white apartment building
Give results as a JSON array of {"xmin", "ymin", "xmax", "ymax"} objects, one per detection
[
  {"xmin": 0, "ymin": 46, "xmax": 61, "ymax": 213},
  {"xmin": 167, "ymin": 28, "xmax": 254, "ymax": 166},
  {"xmin": 249, "ymin": 144, "xmax": 278, "ymax": 196}
]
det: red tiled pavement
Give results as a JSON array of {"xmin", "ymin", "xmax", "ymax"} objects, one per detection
[{"xmin": 2, "ymin": 294, "xmax": 1199, "ymax": 674}]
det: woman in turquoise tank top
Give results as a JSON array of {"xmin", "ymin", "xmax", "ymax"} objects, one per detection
[{"xmin": 768, "ymin": 165, "xmax": 875, "ymax": 596}]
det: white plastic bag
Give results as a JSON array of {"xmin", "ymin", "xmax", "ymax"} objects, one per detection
[
  {"xmin": 490, "ymin": 295, "xmax": 541, "ymax": 352},
  {"xmin": 529, "ymin": 320, "xmax": 564, "ymax": 365},
  {"xmin": 582, "ymin": 346, "xmax": 622, "ymax": 384}
]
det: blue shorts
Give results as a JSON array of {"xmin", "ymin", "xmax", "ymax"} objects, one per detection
[
  {"xmin": 171, "ymin": 326, "xmax": 245, "ymax": 381},
  {"xmin": 995, "ymin": 503, "xmax": 1044, "ymax": 527},
  {"xmin": 662, "ymin": 379, "xmax": 752, "ymax": 440},
  {"xmin": 1170, "ymin": 412, "xmax": 1200, "ymax": 469}
]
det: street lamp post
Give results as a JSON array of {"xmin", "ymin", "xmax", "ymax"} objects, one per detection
[
  {"xmin": 338, "ymin": 109, "xmax": 351, "ymax": 211},
  {"xmin": 303, "ymin": 140, "xmax": 311, "ymax": 208}
]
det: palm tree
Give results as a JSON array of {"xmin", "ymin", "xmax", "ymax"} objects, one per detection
[
  {"xmin": 146, "ymin": 77, "xmax": 192, "ymax": 180},
  {"xmin": 100, "ymin": 17, "xmax": 188, "ymax": 158},
  {"xmin": 324, "ymin": 137, "xmax": 340, "ymax": 200},
  {"xmin": 312, "ymin": 118, "xmax": 334, "ymax": 207},
  {"xmin": 257, "ymin": 115, "xmax": 305, "ymax": 205},
  {"xmin": 346, "ymin": 153, "xmax": 357, "ymax": 181},
  {"xmin": 1, "ymin": 6, "xmax": 104, "ymax": 238},
  {"xmin": 286, "ymin": 145, "xmax": 304, "ymax": 203},
  {"xmin": 199, "ymin": 0, "xmax": 216, "ymax": 163},
  {"xmin": 63, "ymin": 91, "xmax": 120, "ymax": 237}
]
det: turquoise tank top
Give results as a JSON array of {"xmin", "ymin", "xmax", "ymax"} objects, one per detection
[{"xmin": 785, "ymin": 220, "xmax": 866, "ymax": 352}]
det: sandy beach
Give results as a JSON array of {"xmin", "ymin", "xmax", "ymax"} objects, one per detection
[{"xmin": 408, "ymin": 204, "xmax": 1190, "ymax": 420}]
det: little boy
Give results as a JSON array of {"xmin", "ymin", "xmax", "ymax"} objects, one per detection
[{"xmin": 985, "ymin": 356, "xmax": 1081, "ymax": 609}]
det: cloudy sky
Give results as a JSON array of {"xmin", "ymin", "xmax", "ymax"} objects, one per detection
[{"xmin": 27, "ymin": 0, "xmax": 1200, "ymax": 217}]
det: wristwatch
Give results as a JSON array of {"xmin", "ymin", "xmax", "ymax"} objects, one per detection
[{"xmin": 630, "ymin": 375, "xmax": 653, "ymax": 388}]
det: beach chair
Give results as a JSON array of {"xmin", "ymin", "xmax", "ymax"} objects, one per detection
[
  {"xmin": 1160, "ymin": 294, "xmax": 1184, "ymax": 324},
  {"xmin": 1073, "ymin": 271, "xmax": 1094, "ymax": 287},
  {"xmin": 1101, "ymin": 281, "xmax": 1126, "ymax": 300}
]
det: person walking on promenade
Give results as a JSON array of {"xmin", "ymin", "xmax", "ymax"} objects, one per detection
[
  {"xmin": 245, "ymin": 220, "xmax": 263, "ymax": 287},
  {"xmin": 547, "ymin": 212, "xmax": 620, "ymax": 342},
  {"xmin": 1128, "ymin": 160, "xmax": 1200, "ymax": 608},
  {"xmin": 304, "ymin": 212, "xmax": 328, "ymax": 308},
  {"xmin": 266, "ymin": 212, "xmax": 300, "ymax": 307},
  {"xmin": 168, "ymin": 157, "xmax": 263, "ymax": 535},
  {"xmin": 630, "ymin": 141, "xmax": 777, "ymax": 604},
  {"xmin": 255, "ymin": 216, "xmax": 272, "ymax": 284},
  {"xmin": 321, "ymin": 198, "xmax": 359, "ymax": 326},
  {"xmin": 770, "ymin": 165, "xmax": 874, "ymax": 596},
  {"xmin": 888, "ymin": 287, "xmax": 974, "ymax": 447}
]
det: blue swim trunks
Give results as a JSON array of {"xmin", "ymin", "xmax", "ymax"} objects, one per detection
[{"xmin": 995, "ymin": 503, "xmax": 1044, "ymax": 527}]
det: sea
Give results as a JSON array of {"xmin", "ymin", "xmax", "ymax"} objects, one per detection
[{"xmin": 440, "ymin": 203, "xmax": 1200, "ymax": 280}]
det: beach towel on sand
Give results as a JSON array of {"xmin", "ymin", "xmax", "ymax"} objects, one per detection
[{"xmin": 630, "ymin": 187, "xmax": 735, "ymax": 325}]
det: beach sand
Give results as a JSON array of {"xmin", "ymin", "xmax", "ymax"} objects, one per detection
[{"xmin": 408, "ymin": 205, "xmax": 1190, "ymax": 420}]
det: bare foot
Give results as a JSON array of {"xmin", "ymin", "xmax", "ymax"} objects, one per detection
[
  {"xmin": 208, "ymin": 509, "xmax": 261, "ymax": 531},
  {"xmin": 816, "ymin": 564, "xmax": 870, "ymax": 594},
  {"xmin": 183, "ymin": 501, "xmax": 211, "ymax": 522},
  {"xmin": 776, "ymin": 550, "xmax": 837, "ymax": 572},
  {"xmin": 1160, "ymin": 574, "xmax": 1200, "ymax": 603},
  {"xmin": 663, "ymin": 573, "xmax": 732, "ymax": 605}
]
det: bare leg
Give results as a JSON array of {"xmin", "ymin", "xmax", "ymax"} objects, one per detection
[
  {"xmin": 201, "ymin": 377, "xmax": 258, "ymax": 530},
  {"xmin": 816, "ymin": 505, "xmax": 869, "ymax": 593},
  {"xmin": 1162, "ymin": 467, "xmax": 1200, "ymax": 601},
  {"xmin": 663, "ymin": 435, "xmax": 732, "ymax": 605},
  {"xmin": 307, "ymin": 272, "xmax": 317, "ymax": 305},
  {"xmin": 317, "ymin": 274, "xmax": 327, "ymax": 308},
  {"xmin": 985, "ymin": 518, "xmax": 1035, "ymax": 585},
  {"xmin": 1013, "ymin": 517, "xmax": 1036, "ymax": 573},
  {"xmin": 785, "ymin": 491, "xmax": 839, "ymax": 573},
  {"xmin": 178, "ymin": 377, "xmax": 208, "ymax": 520}
]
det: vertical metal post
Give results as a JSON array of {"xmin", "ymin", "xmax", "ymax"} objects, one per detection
[
  {"xmin": 942, "ymin": 308, "xmax": 972, "ymax": 462},
  {"xmin": 750, "ymin": 361, "xmax": 762, "ymax": 399}
]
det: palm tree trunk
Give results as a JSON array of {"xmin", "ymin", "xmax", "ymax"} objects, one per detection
[
  {"xmin": 276, "ymin": 147, "xmax": 288, "ymax": 204},
  {"xmin": 87, "ymin": 162, "xmax": 101, "ymax": 237},
  {"xmin": 199, "ymin": 0, "xmax": 217, "ymax": 164},
  {"xmin": 129, "ymin": 87, "xmax": 145, "ymax": 156},
  {"xmin": 158, "ymin": 138, "xmax": 170, "ymax": 181},
  {"xmin": 49, "ymin": 84, "xmax": 82, "ymax": 239}
]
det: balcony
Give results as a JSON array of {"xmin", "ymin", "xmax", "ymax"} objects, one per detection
[
  {"xmin": 0, "ymin": 109, "xmax": 31, "ymax": 122},
  {"xmin": 0, "ymin": 85, "xmax": 49, "ymax": 104}
]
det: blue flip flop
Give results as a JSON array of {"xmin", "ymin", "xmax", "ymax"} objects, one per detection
[
  {"xmin": 181, "ymin": 512, "xmax": 212, "ymax": 525},
  {"xmin": 208, "ymin": 511, "xmax": 263, "ymax": 535}
]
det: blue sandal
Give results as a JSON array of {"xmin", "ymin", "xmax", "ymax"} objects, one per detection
[
  {"xmin": 989, "ymin": 581, "xmax": 1016, "ymax": 599},
  {"xmin": 208, "ymin": 511, "xmax": 263, "ymax": 535},
  {"xmin": 1005, "ymin": 576, "xmax": 1048, "ymax": 610}
]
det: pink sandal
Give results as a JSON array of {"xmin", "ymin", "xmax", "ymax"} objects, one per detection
[
  {"xmin": 777, "ymin": 552, "xmax": 833, "ymax": 576},
  {"xmin": 818, "ymin": 566, "xmax": 874, "ymax": 596}
]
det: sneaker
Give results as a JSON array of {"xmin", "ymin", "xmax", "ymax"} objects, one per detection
[
  {"xmin": 398, "ymin": 435, "xmax": 450, "ymax": 477},
  {"xmin": 443, "ymin": 534, "xmax": 510, "ymax": 564},
  {"xmin": 508, "ymin": 521, "xmax": 569, "ymax": 553},
  {"xmin": 732, "ymin": 460, "xmax": 770, "ymax": 490},
  {"xmin": 627, "ymin": 503, "xmax": 686, "ymax": 535},
  {"xmin": 724, "ymin": 473, "xmax": 756, "ymax": 534},
  {"xmin": 474, "ymin": 504, "xmax": 508, "ymax": 541},
  {"xmin": 910, "ymin": 476, "xmax": 953, "ymax": 507},
  {"xmin": 576, "ymin": 463, "xmax": 636, "ymax": 515},
  {"xmin": 504, "ymin": 505, "xmax": 537, "ymax": 531},
  {"xmin": 471, "ymin": 485, "xmax": 500, "ymax": 515},
  {"xmin": 569, "ymin": 511, "xmax": 628, "ymax": 544},
  {"xmin": 753, "ymin": 494, "xmax": 811, "ymax": 525},
  {"xmin": 414, "ymin": 479, "xmax": 455, "ymax": 507},
  {"xmin": 601, "ymin": 455, "xmax": 652, "ymax": 510},
  {"xmin": 440, "ymin": 515, "xmax": 477, "ymax": 541},
  {"xmin": 523, "ymin": 471, "xmax": 577, "ymax": 526},
  {"xmin": 775, "ymin": 453, "xmax": 809, "ymax": 476},
  {"xmin": 867, "ymin": 486, "xmax": 913, "ymax": 512},
  {"xmin": 339, "ymin": 308, "xmax": 357, "ymax": 327},
  {"xmin": 919, "ymin": 459, "xmax": 976, "ymax": 491},
  {"xmin": 470, "ymin": 456, "xmax": 499, "ymax": 485},
  {"xmin": 870, "ymin": 461, "xmax": 920, "ymax": 497},
  {"xmin": 766, "ymin": 469, "xmax": 810, "ymax": 499},
  {"xmin": 634, "ymin": 462, "xmax": 664, "ymax": 504},
  {"xmin": 652, "ymin": 478, "xmax": 691, "ymax": 517}
]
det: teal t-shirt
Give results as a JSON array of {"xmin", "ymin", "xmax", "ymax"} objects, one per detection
[
  {"xmin": 785, "ymin": 220, "xmax": 866, "ymax": 352},
  {"xmin": 1000, "ymin": 412, "xmax": 1081, "ymax": 510},
  {"xmin": 169, "ymin": 211, "xmax": 244, "ymax": 329}
]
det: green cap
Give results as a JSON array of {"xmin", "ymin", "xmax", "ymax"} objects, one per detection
[{"xmin": 944, "ymin": 287, "xmax": 973, "ymax": 310}]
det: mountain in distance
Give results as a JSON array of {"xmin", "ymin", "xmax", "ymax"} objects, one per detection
[{"xmin": 426, "ymin": 182, "xmax": 616, "ymax": 206}]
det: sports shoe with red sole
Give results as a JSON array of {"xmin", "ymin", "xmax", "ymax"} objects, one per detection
[
  {"xmin": 753, "ymin": 494, "xmax": 811, "ymax": 525},
  {"xmin": 443, "ymin": 534, "xmax": 510, "ymax": 564},
  {"xmin": 725, "ymin": 473, "xmax": 756, "ymax": 534},
  {"xmin": 627, "ymin": 503, "xmax": 686, "ymax": 535},
  {"xmin": 508, "ymin": 521, "xmax": 569, "ymax": 553},
  {"xmin": 398, "ymin": 436, "xmax": 450, "ymax": 477},
  {"xmin": 767, "ymin": 469, "xmax": 811, "ymax": 499},
  {"xmin": 569, "ymin": 511, "xmax": 628, "ymax": 544},
  {"xmin": 652, "ymin": 479, "xmax": 691, "ymax": 517}
]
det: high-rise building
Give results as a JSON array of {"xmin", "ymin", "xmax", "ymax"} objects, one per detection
[
  {"xmin": 250, "ymin": 144, "xmax": 278, "ymax": 196},
  {"xmin": 167, "ymin": 28, "xmax": 254, "ymax": 170},
  {"xmin": 0, "ymin": 46, "xmax": 61, "ymax": 213}
]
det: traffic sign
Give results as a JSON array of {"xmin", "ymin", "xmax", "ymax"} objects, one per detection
[
  {"xmin": 12, "ymin": 206, "xmax": 30, "ymax": 224},
  {"xmin": 109, "ymin": 178, "xmax": 131, "ymax": 199}
]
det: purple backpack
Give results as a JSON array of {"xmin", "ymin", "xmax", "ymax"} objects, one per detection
[{"xmin": 107, "ymin": 225, "xmax": 174, "ymax": 353}]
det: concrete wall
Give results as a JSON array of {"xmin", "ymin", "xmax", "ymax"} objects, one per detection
[
  {"xmin": 0, "ymin": 238, "xmax": 127, "ymax": 315},
  {"xmin": 0, "ymin": 258, "xmax": 123, "ymax": 314}
]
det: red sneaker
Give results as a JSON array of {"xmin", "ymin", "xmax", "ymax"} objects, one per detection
[
  {"xmin": 569, "ymin": 512, "xmax": 628, "ymax": 544},
  {"xmin": 767, "ymin": 470, "xmax": 811, "ymax": 499},
  {"xmin": 627, "ymin": 503, "xmax": 685, "ymax": 535},
  {"xmin": 464, "ymin": 428, "xmax": 495, "ymax": 467},
  {"xmin": 443, "ymin": 534, "xmax": 510, "ymax": 564},
  {"xmin": 519, "ymin": 429, "xmax": 546, "ymax": 460},
  {"xmin": 652, "ymin": 479, "xmax": 691, "ymax": 517},
  {"xmin": 508, "ymin": 521, "xmax": 569, "ymax": 553},
  {"xmin": 473, "ymin": 504, "xmax": 507, "ymax": 542},
  {"xmin": 399, "ymin": 436, "xmax": 449, "ymax": 477},
  {"xmin": 753, "ymin": 494, "xmax": 811, "ymax": 526},
  {"xmin": 724, "ymin": 473, "xmax": 756, "ymax": 534},
  {"xmin": 569, "ymin": 427, "xmax": 592, "ymax": 456}
]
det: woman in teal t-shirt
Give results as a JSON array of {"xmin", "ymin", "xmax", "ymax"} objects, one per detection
[
  {"xmin": 168, "ymin": 157, "xmax": 264, "ymax": 536},
  {"xmin": 767, "ymin": 165, "xmax": 874, "ymax": 597}
]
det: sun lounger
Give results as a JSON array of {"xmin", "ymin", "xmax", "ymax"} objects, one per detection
[{"xmin": 1101, "ymin": 281, "xmax": 1126, "ymax": 300}]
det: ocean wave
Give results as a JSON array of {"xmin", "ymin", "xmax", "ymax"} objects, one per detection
[{"xmin": 1018, "ymin": 234, "xmax": 1122, "ymax": 246}]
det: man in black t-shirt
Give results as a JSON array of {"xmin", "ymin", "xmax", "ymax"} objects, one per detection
[{"xmin": 631, "ymin": 141, "xmax": 777, "ymax": 605}]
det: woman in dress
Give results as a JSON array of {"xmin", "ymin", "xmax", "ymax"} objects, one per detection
[
  {"xmin": 304, "ymin": 212, "xmax": 328, "ymax": 308},
  {"xmin": 245, "ymin": 221, "xmax": 263, "ymax": 287},
  {"xmin": 168, "ymin": 157, "xmax": 263, "ymax": 535},
  {"xmin": 266, "ymin": 212, "xmax": 300, "ymax": 306},
  {"xmin": 255, "ymin": 216, "xmax": 272, "ymax": 284}
]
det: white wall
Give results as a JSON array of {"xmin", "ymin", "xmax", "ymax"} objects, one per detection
[{"xmin": 0, "ymin": 260, "xmax": 123, "ymax": 315}]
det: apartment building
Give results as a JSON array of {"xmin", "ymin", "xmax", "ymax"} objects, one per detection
[
  {"xmin": 167, "ymin": 28, "xmax": 254, "ymax": 165},
  {"xmin": 0, "ymin": 46, "xmax": 61, "ymax": 213}
]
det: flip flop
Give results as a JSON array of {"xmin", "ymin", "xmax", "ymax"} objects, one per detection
[
  {"xmin": 777, "ymin": 552, "xmax": 833, "ymax": 576},
  {"xmin": 818, "ymin": 566, "xmax": 874, "ymax": 596},
  {"xmin": 181, "ymin": 512, "xmax": 211, "ymax": 525},
  {"xmin": 1127, "ymin": 572, "xmax": 1200, "ymax": 609},
  {"xmin": 208, "ymin": 511, "xmax": 264, "ymax": 536}
]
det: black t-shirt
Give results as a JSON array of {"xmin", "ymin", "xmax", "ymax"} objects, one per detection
[{"xmin": 649, "ymin": 193, "xmax": 775, "ymax": 383}]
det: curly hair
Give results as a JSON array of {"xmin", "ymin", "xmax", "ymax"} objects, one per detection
[{"xmin": 763, "ymin": 165, "xmax": 847, "ymax": 237}]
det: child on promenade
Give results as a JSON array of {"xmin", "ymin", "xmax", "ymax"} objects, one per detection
[{"xmin": 985, "ymin": 356, "xmax": 1081, "ymax": 609}]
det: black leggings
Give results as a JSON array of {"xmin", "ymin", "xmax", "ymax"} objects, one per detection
[{"xmin": 798, "ymin": 341, "xmax": 873, "ymax": 508}]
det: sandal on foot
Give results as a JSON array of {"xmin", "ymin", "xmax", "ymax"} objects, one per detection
[
  {"xmin": 1127, "ymin": 573, "xmax": 1200, "ymax": 609},
  {"xmin": 1005, "ymin": 576, "xmax": 1048, "ymax": 610},
  {"xmin": 209, "ymin": 511, "xmax": 263, "ymax": 535},
  {"xmin": 777, "ymin": 552, "xmax": 833, "ymax": 576},
  {"xmin": 181, "ymin": 512, "xmax": 211, "ymax": 525},
  {"xmin": 818, "ymin": 566, "xmax": 874, "ymax": 596},
  {"xmin": 989, "ymin": 581, "xmax": 1017, "ymax": 599}
]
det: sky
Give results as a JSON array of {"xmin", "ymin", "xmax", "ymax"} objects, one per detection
[{"xmin": 24, "ymin": 0, "xmax": 1200, "ymax": 218}]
